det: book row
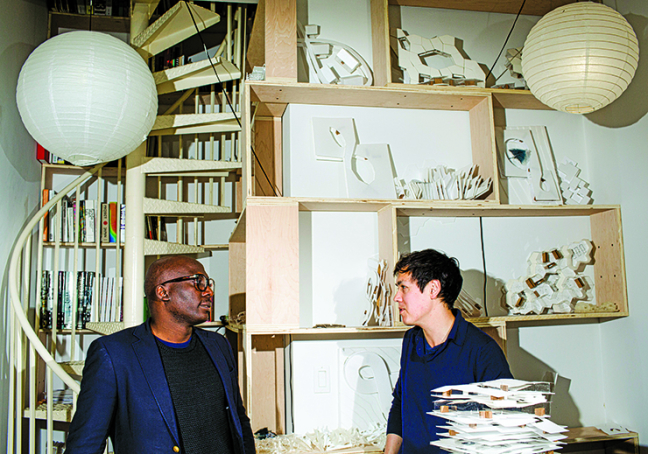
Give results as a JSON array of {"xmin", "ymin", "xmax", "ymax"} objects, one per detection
[
  {"xmin": 40, "ymin": 270, "xmax": 123, "ymax": 330},
  {"xmin": 42, "ymin": 190, "xmax": 125, "ymax": 244}
]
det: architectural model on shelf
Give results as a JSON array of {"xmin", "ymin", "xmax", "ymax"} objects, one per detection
[
  {"xmin": 362, "ymin": 258, "xmax": 393, "ymax": 327},
  {"xmin": 430, "ymin": 379, "xmax": 567, "ymax": 453},
  {"xmin": 394, "ymin": 165, "xmax": 492, "ymax": 200},
  {"xmin": 496, "ymin": 126, "xmax": 562, "ymax": 204},
  {"xmin": 558, "ymin": 159, "xmax": 592, "ymax": 205},
  {"xmin": 505, "ymin": 239, "xmax": 595, "ymax": 315},
  {"xmin": 298, "ymin": 23, "xmax": 373, "ymax": 86},
  {"xmin": 390, "ymin": 29, "xmax": 485, "ymax": 87}
]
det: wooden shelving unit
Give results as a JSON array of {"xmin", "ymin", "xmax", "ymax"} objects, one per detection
[{"xmin": 230, "ymin": 0, "xmax": 629, "ymax": 440}]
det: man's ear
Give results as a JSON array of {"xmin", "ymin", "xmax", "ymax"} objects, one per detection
[
  {"xmin": 156, "ymin": 284, "xmax": 169, "ymax": 302},
  {"xmin": 426, "ymin": 279, "xmax": 442, "ymax": 300}
]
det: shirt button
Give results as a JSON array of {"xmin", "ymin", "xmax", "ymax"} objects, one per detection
[{"xmin": 173, "ymin": 446, "xmax": 180, "ymax": 453}]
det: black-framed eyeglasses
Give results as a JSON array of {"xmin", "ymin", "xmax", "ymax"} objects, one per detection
[{"xmin": 158, "ymin": 274, "xmax": 214, "ymax": 292}]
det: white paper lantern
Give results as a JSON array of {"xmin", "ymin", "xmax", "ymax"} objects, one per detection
[
  {"xmin": 16, "ymin": 31, "xmax": 158, "ymax": 165},
  {"xmin": 522, "ymin": 2, "xmax": 638, "ymax": 114}
]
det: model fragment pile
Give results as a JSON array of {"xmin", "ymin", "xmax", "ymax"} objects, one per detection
[
  {"xmin": 395, "ymin": 165, "xmax": 492, "ymax": 200},
  {"xmin": 505, "ymin": 239, "xmax": 594, "ymax": 315},
  {"xmin": 557, "ymin": 159, "xmax": 592, "ymax": 205},
  {"xmin": 429, "ymin": 379, "xmax": 567, "ymax": 453}
]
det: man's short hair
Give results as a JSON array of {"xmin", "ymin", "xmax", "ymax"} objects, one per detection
[{"xmin": 394, "ymin": 249, "xmax": 462, "ymax": 308}]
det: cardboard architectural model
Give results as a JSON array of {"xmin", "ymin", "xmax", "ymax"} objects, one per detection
[
  {"xmin": 558, "ymin": 159, "xmax": 592, "ymax": 205},
  {"xmin": 390, "ymin": 29, "xmax": 486, "ymax": 86},
  {"xmin": 362, "ymin": 259, "xmax": 393, "ymax": 327},
  {"xmin": 505, "ymin": 239, "xmax": 594, "ymax": 315},
  {"xmin": 430, "ymin": 379, "xmax": 567, "ymax": 453},
  {"xmin": 298, "ymin": 24, "xmax": 373, "ymax": 86}
]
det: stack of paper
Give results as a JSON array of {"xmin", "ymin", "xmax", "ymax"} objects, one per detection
[{"xmin": 428, "ymin": 379, "xmax": 567, "ymax": 454}]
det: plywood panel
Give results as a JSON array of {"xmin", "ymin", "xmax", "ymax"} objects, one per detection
[
  {"xmin": 229, "ymin": 242, "xmax": 246, "ymax": 321},
  {"xmin": 250, "ymin": 334, "xmax": 285, "ymax": 433},
  {"xmin": 469, "ymin": 96, "xmax": 498, "ymax": 202},
  {"xmin": 246, "ymin": 0, "xmax": 265, "ymax": 73},
  {"xmin": 246, "ymin": 203, "xmax": 299, "ymax": 327},
  {"xmin": 370, "ymin": 0, "xmax": 391, "ymax": 86},
  {"xmin": 264, "ymin": 0, "xmax": 297, "ymax": 81},
  {"xmin": 254, "ymin": 117, "xmax": 283, "ymax": 197},
  {"xmin": 590, "ymin": 208, "xmax": 628, "ymax": 314}
]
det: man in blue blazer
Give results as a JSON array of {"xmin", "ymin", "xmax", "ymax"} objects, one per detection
[{"xmin": 65, "ymin": 255, "xmax": 255, "ymax": 454}]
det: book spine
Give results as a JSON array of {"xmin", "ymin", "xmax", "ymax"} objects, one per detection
[
  {"xmin": 42, "ymin": 189, "xmax": 50, "ymax": 242},
  {"xmin": 109, "ymin": 202, "xmax": 117, "ymax": 243},
  {"xmin": 76, "ymin": 272, "xmax": 85, "ymax": 329},
  {"xmin": 85, "ymin": 200, "xmax": 96, "ymax": 243},
  {"xmin": 36, "ymin": 143, "xmax": 49, "ymax": 164},
  {"xmin": 79, "ymin": 200, "xmax": 86, "ymax": 243},
  {"xmin": 101, "ymin": 203, "xmax": 110, "ymax": 243},
  {"xmin": 120, "ymin": 203, "xmax": 126, "ymax": 243}
]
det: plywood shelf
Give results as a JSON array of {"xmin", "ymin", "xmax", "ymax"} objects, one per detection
[{"xmin": 386, "ymin": 0, "xmax": 577, "ymax": 16}]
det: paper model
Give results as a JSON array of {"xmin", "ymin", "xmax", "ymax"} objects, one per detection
[
  {"xmin": 362, "ymin": 258, "xmax": 393, "ymax": 327},
  {"xmin": 298, "ymin": 23, "xmax": 373, "ymax": 86},
  {"xmin": 394, "ymin": 165, "xmax": 491, "ymax": 201},
  {"xmin": 390, "ymin": 29, "xmax": 485, "ymax": 87},
  {"xmin": 311, "ymin": 117, "xmax": 396, "ymax": 198},
  {"xmin": 455, "ymin": 289, "xmax": 485, "ymax": 318},
  {"xmin": 496, "ymin": 126, "xmax": 562, "ymax": 204},
  {"xmin": 557, "ymin": 158, "xmax": 592, "ymax": 205},
  {"xmin": 505, "ymin": 239, "xmax": 595, "ymax": 315},
  {"xmin": 430, "ymin": 379, "xmax": 567, "ymax": 454}
]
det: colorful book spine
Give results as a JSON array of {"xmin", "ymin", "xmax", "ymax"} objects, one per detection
[{"xmin": 109, "ymin": 202, "xmax": 117, "ymax": 243}]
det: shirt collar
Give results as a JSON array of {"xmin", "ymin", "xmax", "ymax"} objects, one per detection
[{"xmin": 414, "ymin": 309, "xmax": 465, "ymax": 356}]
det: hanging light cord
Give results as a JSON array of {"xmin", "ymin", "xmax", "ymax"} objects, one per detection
[
  {"xmin": 485, "ymin": 0, "xmax": 527, "ymax": 84},
  {"xmin": 185, "ymin": 3, "xmax": 282, "ymax": 197},
  {"xmin": 479, "ymin": 217, "xmax": 489, "ymax": 317}
]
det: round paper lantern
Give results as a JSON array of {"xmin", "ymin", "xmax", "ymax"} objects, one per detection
[
  {"xmin": 16, "ymin": 31, "xmax": 158, "ymax": 166},
  {"xmin": 521, "ymin": 2, "xmax": 638, "ymax": 114}
]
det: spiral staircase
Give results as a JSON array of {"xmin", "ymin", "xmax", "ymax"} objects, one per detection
[{"xmin": 7, "ymin": 2, "xmax": 251, "ymax": 452}]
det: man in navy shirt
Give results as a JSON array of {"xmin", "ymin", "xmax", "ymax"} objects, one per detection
[{"xmin": 385, "ymin": 249, "xmax": 512, "ymax": 454}]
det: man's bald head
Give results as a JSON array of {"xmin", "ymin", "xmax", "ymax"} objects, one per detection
[{"xmin": 144, "ymin": 255, "xmax": 202, "ymax": 303}]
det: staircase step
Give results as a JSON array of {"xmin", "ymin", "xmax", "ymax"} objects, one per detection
[
  {"xmin": 24, "ymin": 403, "xmax": 73, "ymax": 422},
  {"xmin": 133, "ymin": 1, "xmax": 220, "ymax": 59},
  {"xmin": 60, "ymin": 360, "xmax": 85, "ymax": 378},
  {"xmin": 85, "ymin": 322, "xmax": 125, "ymax": 336},
  {"xmin": 150, "ymin": 112, "xmax": 241, "ymax": 136},
  {"xmin": 155, "ymin": 59, "xmax": 241, "ymax": 95},
  {"xmin": 143, "ymin": 198, "xmax": 230, "ymax": 215},
  {"xmin": 140, "ymin": 157, "xmax": 241, "ymax": 177},
  {"xmin": 144, "ymin": 239, "xmax": 205, "ymax": 256}
]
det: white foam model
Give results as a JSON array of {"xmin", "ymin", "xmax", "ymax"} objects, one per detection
[
  {"xmin": 394, "ymin": 165, "xmax": 491, "ymax": 201},
  {"xmin": 496, "ymin": 126, "xmax": 562, "ymax": 204},
  {"xmin": 298, "ymin": 23, "xmax": 373, "ymax": 86},
  {"xmin": 390, "ymin": 29, "xmax": 485, "ymax": 87},
  {"xmin": 361, "ymin": 259, "xmax": 393, "ymax": 327},
  {"xmin": 558, "ymin": 158, "xmax": 592, "ymax": 205},
  {"xmin": 505, "ymin": 239, "xmax": 594, "ymax": 315}
]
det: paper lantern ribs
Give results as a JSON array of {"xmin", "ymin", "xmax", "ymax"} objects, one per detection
[{"xmin": 16, "ymin": 31, "xmax": 158, "ymax": 166}]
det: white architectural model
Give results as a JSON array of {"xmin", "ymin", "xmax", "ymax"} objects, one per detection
[
  {"xmin": 558, "ymin": 158, "xmax": 592, "ymax": 205},
  {"xmin": 394, "ymin": 165, "xmax": 491, "ymax": 201},
  {"xmin": 362, "ymin": 259, "xmax": 393, "ymax": 327},
  {"xmin": 505, "ymin": 239, "xmax": 594, "ymax": 315},
  {"xmin": 496, "ymin": 126, "xmax": 562, "ymax": 204},
  {"xmin": 430, "ymin": 379, "xmax": 567, "ymax": 453},
  {"xmin": 390, "ymin": 29, "xmax": 485, "ymax": 86},
  {"xmin": 298, "ymin": 24, "xmax": 373, "ymax": 86}
]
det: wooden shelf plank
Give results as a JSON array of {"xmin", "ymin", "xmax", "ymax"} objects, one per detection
[{"xmin": 387, "ymin": 0, "xmax": 577, "ymax": 16}]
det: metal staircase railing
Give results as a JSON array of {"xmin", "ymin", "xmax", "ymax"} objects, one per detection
[{"xmin": 8, "ymin": 163, "xmax": 104, "ymax": 454}]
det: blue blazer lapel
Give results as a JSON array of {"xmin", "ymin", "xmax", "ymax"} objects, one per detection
[{"xmin": 131, "ymin": 322, "xmax": 180, "ymax": 444}]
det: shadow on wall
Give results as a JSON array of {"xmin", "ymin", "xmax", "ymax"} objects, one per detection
[
  {"xmin": 586, "ymin": 13, "xmax": 648, "ymax": 128},
  {"xmin": 506, "ymin": 327, "xmax": 582, "ymax": 427},
  {"xmin": 0, "ymin": 43, "xmax": 42, "ymax": 182}
]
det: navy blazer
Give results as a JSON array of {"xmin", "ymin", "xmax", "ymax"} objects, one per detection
[{"xmin": 65, "ymin": 321, "xmax": 255, "ymax": 454}]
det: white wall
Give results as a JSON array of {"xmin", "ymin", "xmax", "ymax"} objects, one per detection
[
  {"xmin": 292, "ymin": 0, "xmax": 648, "ymax": 440},
  {"xmin": 0, "ymin": 0, "xmax": 48, "ymax": 449}
]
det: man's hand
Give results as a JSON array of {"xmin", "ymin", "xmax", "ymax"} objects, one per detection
[{"xmin": 384, "ymin": 434, "xmax": 403, "ymax": 454}]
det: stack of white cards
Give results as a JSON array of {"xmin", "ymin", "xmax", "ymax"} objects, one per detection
[{"xmin": 428, "ymin": 379, "xmax": 568, "ymax": 454}]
